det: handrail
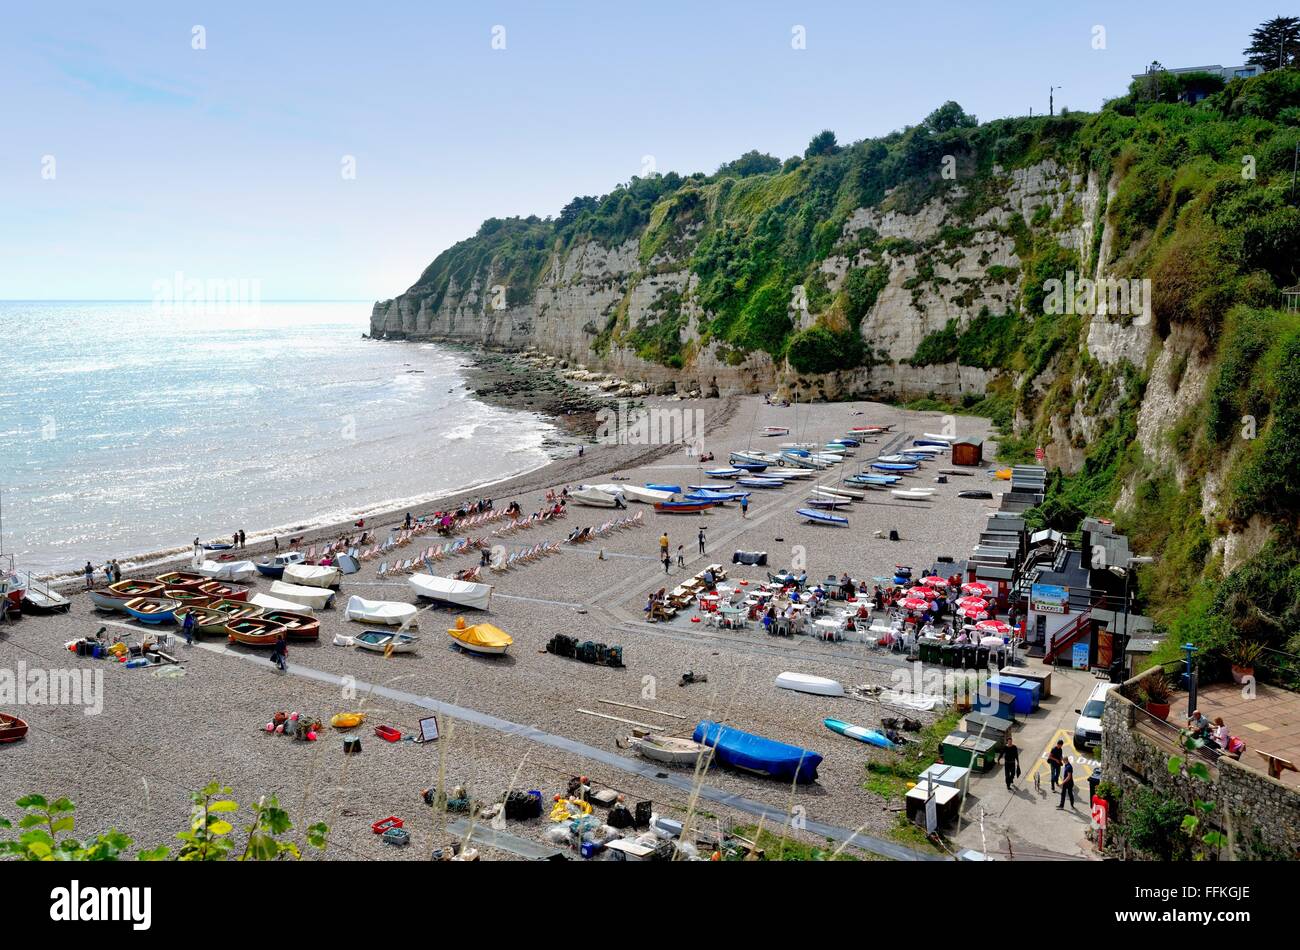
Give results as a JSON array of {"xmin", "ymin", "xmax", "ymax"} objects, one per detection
[
  {"xmin": 1130, "ymin": 701, "xmax": 1223, "ymax": 767},
  {"xmin": 1042, "ymin": 599, "xmax": 1103, "ymax": 664}
]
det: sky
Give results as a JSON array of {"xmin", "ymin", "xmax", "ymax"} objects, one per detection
[{"xmin": 0, "ymin": 1, "xmax": 1281, "ymax": 301}]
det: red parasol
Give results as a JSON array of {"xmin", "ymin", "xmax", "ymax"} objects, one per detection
[{"xmin": 961, "ymin": 581, "xmax": 993, "ymax": 597}]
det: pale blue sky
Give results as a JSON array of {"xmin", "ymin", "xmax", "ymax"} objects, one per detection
[{"xmin": 0, "ymin": 1, "xmax": 1279, "ymax": 301}]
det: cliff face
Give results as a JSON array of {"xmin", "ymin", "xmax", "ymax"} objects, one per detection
[{"xmin": 371, "ymin": 157, "xmax": 1112, "ymax": 402}]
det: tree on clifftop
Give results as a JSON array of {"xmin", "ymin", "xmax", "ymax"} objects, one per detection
[
  {"xmin": 1245, "ymin": 16, "xmax": 1300, "ymax": 71},
  {"xmin": 804, "ymin": 130, "xmax": 840, "ymax": 158}
]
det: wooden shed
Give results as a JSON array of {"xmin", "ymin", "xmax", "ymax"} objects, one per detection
[{"xmin": 952, "ymin": 437, "xmax": 984, "ymax": 467}]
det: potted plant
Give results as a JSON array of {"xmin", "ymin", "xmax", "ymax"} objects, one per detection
[
  {"xmin": 1226, "ymin": 639, "xmax": 1264, "ymax": 685},
  {"xmin": 1140, "ymin": 671, "xmax": 1172, "ymax": 722}
]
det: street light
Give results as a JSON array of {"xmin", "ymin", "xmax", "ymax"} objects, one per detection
[{"xmin": 1049, "ymin": 85, "xmax": 1062, "ymax": 116}]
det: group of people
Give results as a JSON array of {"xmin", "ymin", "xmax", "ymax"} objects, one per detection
[
  {"xmin": 84, "ymin": 559, "xmax": 125, "ymax": 589},
  {"xmin": 657, "ymin": 529, "xmax": 707, "ymax": 574},
  {"xmin": 1188, "ymin": 709, "xmax": 1231, "ymax": 750},
  {"xmin": 1000, "ymin": 738, "xmax": 1079, "ymax": 809}
]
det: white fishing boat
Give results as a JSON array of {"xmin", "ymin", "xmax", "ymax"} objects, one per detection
[
  {"xmin": 922, "ymin": 432, "xmax": 956, "ymax": 441},
  {"xmin": 569, "ymin": 485, "xmax": 626, "ymax": 508},
  {"xmin": 352, "ymin": 629, "xmax": 420, "ymax": 652},
  {"xmin": 269, "ymin": 580, "xmax": 335, "ymax": 610},
  {"xmin": 632, "ymin": 734, "xmax": 710, "ymax": 766},
  {"xmin": 609, "ymin": 484, "xmax": 675, "ymax": 505},
  {"xmin": 774, "ymin": 468, "xmax": 813, "ymax": 479},
  {"xmin": 814, "ymin": 485, "xmax": 865, "ymax": 500},
  {"xmin": 776, "ymin": 672, "xmax": 846, "ymax": 697},
  {"xmin": 761, "ymin": 426, "xmax": 790, "ymax": 437},
  {"xmin": 408, "ymin": 573, "xmax": 493, "ymax": 610},
  {"xmin": 21, "ymin": 578, "xmax": 71, "ymax": 614},
  {"xmin": 344, "ymin": 596, "xmax": 419, "ymax": 627},
  {"xmin": 282, "ymin": 563, "xmax": 342, "ymax": 588},
  {"xmin": 250, "ymin": 592, "xmax": 316, "ymax": 615},
  {"xmin": 780, "ymin": 452, "xmax": 825, "ymax": 470},
  {"xmin": 892, "ymin": 489, "xmax": 935, "ymax": 500},
  {"xmin": 193, "ymin": 560, "xmax": 259, "ymax": 583}
]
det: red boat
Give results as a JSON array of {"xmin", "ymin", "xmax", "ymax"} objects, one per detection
[
  {"xmin": 0, "ymin": 713, "xmax": 29, "ymax": 744},
  {"xmin": 155, "ymin": 571, "xmax": 208, "ymax": 591},
  {"xmin": 198, "ymin": 580, "xmax": 251, "ymax": 602},
  {"xmin": 259, "ymin": 609, "xmax": 319, "ymax": 641},
  {"xmin": 653, "ymin": 501, "xmax": 716, "ymax": 514}
]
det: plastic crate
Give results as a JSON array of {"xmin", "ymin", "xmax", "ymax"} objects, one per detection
[{"xmin": 374, "ymin": 725, "xmax": 401, "ymax": 742}]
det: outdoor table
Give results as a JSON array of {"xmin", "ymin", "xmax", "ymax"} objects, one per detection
[
  {"xmin": 813, "ymin": 618, "xmax": 842, "ymax": 642},
  {"xmin": 719, "ymin": 606, "xmax": 746, "ymax": 629}
]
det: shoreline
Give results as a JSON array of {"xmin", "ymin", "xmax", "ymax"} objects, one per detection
[
  {"xmin": 28, "ymin": 342, "xmax": 612, "ymax": 585},
  {"xmin": 44, "ymin": 381, "xmax": 735, "ymax": 589}
]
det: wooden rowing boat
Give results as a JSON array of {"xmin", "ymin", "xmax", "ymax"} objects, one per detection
[
  {"xmin": 353, "ymin": 630, "xmax": 420, "ymax": 653},
  {"xmin": 653, "ymin": 500, "xmax": 715, "ymax": 514},
  {"xmin": 107, "ymin": 578, "xmax": 164, "ymax": 600},
  {"xmin": 0, "ymin": 713, "xmax": 28, "ymax": 744},
  {"xmin": 632, "ymin": 734, "xmax": 709, "ymax": 766},
  {"xmin": 207, "ymin": 598, "xmax": 264, "ymax": 621},
  {"xmin": 161, "ymin": 588, "xmax": 215, "ymax": 608},
  {"xmin": 259, "ymin": 609, "xmax": 319, "ymax": 641},
  {"xmin": 225, "ymin": 617, "xmax": 288, "ymax": 647},
  {"xmin": 173, "ymin": 604, "xmax": 230, "ymax": 634},
  {"xmin": 89, "ymin": 587, "xmax": 134, "ymax": 612},
  {"xmin": 154, "ymin": 571, "xmax": 208, "ymax": 590},
  {"xmin": 197, "ymin": 580, "xmax": 251, "ymax": 602},
  {"xmin": 123, "ymin": 597, "xmax": 179, "ymax": 624}
]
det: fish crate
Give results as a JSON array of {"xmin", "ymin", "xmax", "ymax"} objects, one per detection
[{"xmin": 381, "ymin": 827, "xmax": 411, "ymax": 847}]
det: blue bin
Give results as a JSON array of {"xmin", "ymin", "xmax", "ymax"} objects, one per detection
[{"xmin": 986, "ymin": 676, "xmax": 1040, "ymax": 714}]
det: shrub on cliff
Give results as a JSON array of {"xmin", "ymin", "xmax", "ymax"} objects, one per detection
[{"xmin": 786, "ymin": 326, "xmax": 863, "ymax": 374}]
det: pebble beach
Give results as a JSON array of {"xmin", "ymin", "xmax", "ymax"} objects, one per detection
[{"xmin": 0, "ymin": 392, "xmax": 998, "ymax": 861}]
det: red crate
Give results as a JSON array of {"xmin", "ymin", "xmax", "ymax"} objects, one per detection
[
  {"xmin": 371, "ymin": 816, "xmax": 402, "ymax": 834},
  {"xmin": 374, "ymin": 725, "xmax": 401, "ymax": 742}
]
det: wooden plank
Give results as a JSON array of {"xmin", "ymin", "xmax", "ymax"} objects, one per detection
[
  {"xmin": 577, "ymin": 708, "xmax": 663, "ymax": 731},
  {"xmin": 597, "ymin": 698, "xmax": 688, "ymax": 720}
]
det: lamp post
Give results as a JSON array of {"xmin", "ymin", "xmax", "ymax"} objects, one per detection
[
  {"xmin": 1049, "ymin": 85, "xmax": 1061, "ymax": 116},
  {"xmin": 1109, "ymin": 555, "xmax": 1154, "ymax": 681}
]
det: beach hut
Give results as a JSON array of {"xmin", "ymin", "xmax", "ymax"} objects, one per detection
[{"xmin": 951, "ymin": 438, "xmax": 983, "ymax": 467}]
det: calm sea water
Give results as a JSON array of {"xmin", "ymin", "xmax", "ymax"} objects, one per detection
[{"xmin": 0, "ymin": 302, "xmax": 557, "ymax": 576}]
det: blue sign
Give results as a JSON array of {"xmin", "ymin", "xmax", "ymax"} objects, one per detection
[{"xmin": 1072, "ymin": 642, "xmax": 1090, "ymax": 670}]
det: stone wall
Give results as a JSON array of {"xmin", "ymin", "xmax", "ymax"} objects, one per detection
[{"xmin": 1101, "ymin": 668, "xmax": 1300, "ymax": 860}]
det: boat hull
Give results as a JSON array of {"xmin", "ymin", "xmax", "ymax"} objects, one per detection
[
  {"xmin": 89, "ymin": 589, "xmax": 132, "ymax": 612},
  {"xmin": 796, "ymin": 508, "xmax": 848, "ymax": 526},
  {"xmin": 353, "ymin": 632, "xmax": 419, "ymax": 653},
  {"xmin": 823, "ymin": 718, "xmax": 894, "ymax": 748},
  {"xmin": 259, "ymin": 610, "xmax": 320, "ymax": 641},
  {"xmin": 654, "ymin": 501, "xmax": 715, "ymax": 513},
  {"xmin": 123, "ymin": 597, "xmax": 179, "ymax": 625},
  {"xmin": 225, "ymin": 618, "xmax": 287, "ymax": 647},
  {"xmin": 776, "ymin": 673, "xmax": 845, "ymax": 697},
  {"xmin": 693, "ymin": 720, "xmax": 822, "ymax": 784},
  {"xmin": 0, "ymin": 713, "xmax": 29, "ymax": 744}
]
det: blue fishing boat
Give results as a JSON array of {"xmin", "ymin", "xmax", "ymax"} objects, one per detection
[
  {"xmin": 731, "ymin": 461, "xmax": 769, "ymax": 472},
  {"xmin": 688, "ymin": 483, "xmax": 735, "ymax": 491},
  {"xmin": 693, "ymin": 720, "xmax": 822, "ymax": 783},
  {"xmin": 871, "ymin": 462, "xmax": 918, "ymax": 472},
  {"xmin": 830, "ymin": 437, "xmax": 860, "ymax": 447},
  {"xmin": 654, "ymin": 500, "xmax": 717, "ymax": 513},
  {"xmin": 645, "ymin": 483, "xmax": 682, "ymax": 494},
  {"xmin": 847, "ymin": 474, "xmax": 901, "ymax": 487},
  {"xmin": 796, "ymin": 508, "xmax": 849, "ymax": 526},
  {"xmin": 823, "ymin": 718, "xmax": 895, "ymax": 749},
  {"xmin": 255, "ymin": 551, "xmax": 306, "ymax": 579},
  {"xmin": 704, "ymin": 467, "xmax": 743, "ymax": 478},
  {"xmin": 686, "ymin": 489, "xmax": 750, "ymax": 503},
  {"xmin": 738, "ymin": 477, "xmax": 784, "ymax": 489},
  {"xmin": 913, "ymin": 439, "xmax": 950, "ymax": 448}
]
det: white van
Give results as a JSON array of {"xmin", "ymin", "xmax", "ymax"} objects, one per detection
[{"xmin": 1074, "ymin": 682, "xmax": 1118, "ymax": 751}]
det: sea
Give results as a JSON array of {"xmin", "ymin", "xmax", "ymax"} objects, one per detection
[{"xmin": 0, "ymin": 301, "xmax": 559, "ymax": 577}]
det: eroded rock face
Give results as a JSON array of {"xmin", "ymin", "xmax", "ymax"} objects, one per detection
[{"xmin": 371, "ymin": 160, "xmax": 1097, "ymax": 402}]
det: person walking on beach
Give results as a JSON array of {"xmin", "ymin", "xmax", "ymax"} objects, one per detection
[
  {"xmin": 1057, "ymin": 758, "xmax": 1076, "ymax": 809},
  {"xmin": 698, "ymin": 527, "xmax": 706, "ymax": 555},
  {"xmin": 1002, "ymin": 737, "xmax": 1021, "ymax": 791},
  {"xmin": 404, "ymin": 512, "xmax": 412, "ymax": 529},
  {"xmin": 272, "ymin": 633, "xmax": 288, "ymax": 672},
  {"xmin": 239, "ymin": 529, "xmax": 246, "ymax": 550},
  {"xmin": 83, "ymin": 561, "xmax": 94, "ymax": 590},
  {"xmin": 662, "ymin": 552, "xmax": 671, "ymax": 574},
  {"xmin": 676, "ymin": 544, "xmax": 685, "ymax": 568},
  {"xmin": 273, "ymin": 535, "xmax": 279, "ymax": 552},
  {"xmin": 739, "ymin": 495, "xmax": 749, "ymax": 518},
  {"xmin": 181, "ymin": 609, "xmax": 196, "ymax": 646},
  {"xmin": 1047, "ymin": 739, "xmax": 1065, "ymax": 792},
  {"xmin": 659, "ymin": 533, "xmax": 669, "ymax": 559}
]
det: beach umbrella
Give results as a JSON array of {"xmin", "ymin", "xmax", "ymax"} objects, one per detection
[
  {"xmin": 900, "ymin": 596, "xmax": 930, "ymax": 612},
  {"xmin": 961, "ymin": 582, "xmax": 992, "ymax": 597},
  {"xmin": 975, "ymin": 619, "xmax": 1012, "ymax": 636},
  {"xmin": 980, "ymin": 635, "xmax": 1006, "ymax": 648},
  {"xmin": 957, "ymin": 596, "xmax": 988, "ymax": 610},
  {"xmin": 957, "ymin": 603, "xmax": 989, "ymax": 620},
  {"xmin": 919, "ymin": 575, "xmax": 948, "ymax": 588}
]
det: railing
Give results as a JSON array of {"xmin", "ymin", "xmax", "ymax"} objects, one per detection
[
  {"xmin": 1130, "ymin": 701, "xmax": 1223, "ymax": 769},
  {"xmin": 1042, "ymin": 602, "xmax": 1098, "ymax": 665}
]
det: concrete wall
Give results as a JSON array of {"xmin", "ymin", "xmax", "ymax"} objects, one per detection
[{"xmin": 1101, "ymin": 667, "xmax": 1300, "ymax": 860}]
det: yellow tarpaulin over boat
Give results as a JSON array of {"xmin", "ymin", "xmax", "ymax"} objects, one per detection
[
  {"xmin": 994, "ymin": 468, "xmax": 1012, "ymax": 480},
  {"xmin": 447, "ymin": 622, "xmax": 513, "ymax": 650}
]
